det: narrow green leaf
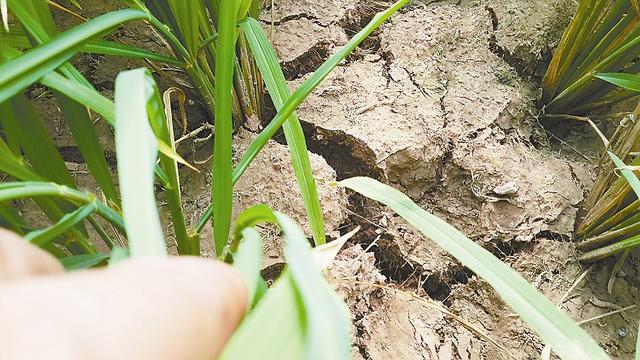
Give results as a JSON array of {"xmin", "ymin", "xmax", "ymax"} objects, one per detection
[
  {"xmin": 1, "ymin": 95, "xmax": 75, "ymax": 187},
  {"xmin": 241, "ymin": 18, "xmax": 326, "ymax": 246},
  {"xmin": 609, "ymin": 151, "xmax": 640, "ymax": 199},
  {"xmin": 231, "ymin": 204, "xmax": 278, "ymax": 248},
  {"xmin": 60, "ymin": 253, "xmax": 109, "ymax": 271},
  {"xmin": 40, "ymin": 71, "xmax": 115, "ymax": 124},
  {"xmin": 1, "ymin": 23, "xmax": 176, "ymax": 65},
  {"xmin": 0, "ymin": 182, "xmax": 124, "ymax": 233},
  {"xmin": 6, "ymin": 2, "xmax": 111, "ymax": 211},
  {"xmin": 596, "ymin": 73, "xmax": 640, "ymax": 93},
  {"xmin": 0, "ymin": 201, "xmax": 27, "ymax": 234},
  {"xmin": 234, "ymin": 227, "xmax": 264, "ymax": 308},
  {"xmin": 233, "ymin": 0, "xmax": 408, "ymax": 184},
  {"xmin": 221, "ymin": 271, "xmax": 305, "ymax": 359},
  {"xmin": 340, "ymin": 177, "xmax": 609, "ymax": 360},
  {"xmin": 212, "ymin": 0, "xmax": 239, "ymax": 255},
  {"xmin": 55, "ymin": 92, "xmax": 119, "ymax": 205},
  {"xmin": 135, "ymin": 69, "xmax": 192, "ymax": 255},
  {"xmin": 197, "ymin": 0, "xmax": 409, "ymax": 234},
  {"xmin": 276, "ymin": 213, "xmax": 351, "ymax": 358},
  {"xmin": 167, "ymin": 0, "xmax": 202, "ymax": 54},
  {"xmin": 0, "ymin": 136, "xmax": 45, "ymax": 182},
  {"xmin": 0, "ymin": 9, "xmax": 148, "ymax": 103},
  {"xmin": 25, "ymin": 202, "xmax": 98, "ymax": 247},
  {"xmin": 0, "ymin": 94, "xmax": 95, "ymax": 249},
  {"xmin": 84, "ymin": 40, "xmax": 183, "ymax": 66},
  {"xmin": 115, "ymin": 68, "xmax": 166, "ymax": 257},
  {"xmin": 109, "ymin": 246, "xmax": 130, "ymax": 266},
  {"xmin": 221, "ymin": 212, "xmax": 351, "ymax": 360},
  {"xmin": 237, "ymin": 0, "xmax": 252, "ymax": 20}
]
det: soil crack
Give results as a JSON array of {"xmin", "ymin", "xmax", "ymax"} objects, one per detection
[
  {"xmin": 259, "ymin": 12, "xmax": 324, "ymax": 26},
  {"xmin": 281, "ymin": 40, "xmax": 333, "ymax": 80},
  {"xmin": 485, "ymin": 6, "xmax": 530, "ymax": 79}
]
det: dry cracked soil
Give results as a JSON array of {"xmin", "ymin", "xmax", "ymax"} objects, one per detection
[{"xmin": 30, "ymin": 0, "xmax": 640, "ymax": 359}]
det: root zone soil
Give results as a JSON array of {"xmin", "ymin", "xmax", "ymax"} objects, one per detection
[{"xmin": 39, "ymin": 0, "xmax": 640, "ymax": 358}]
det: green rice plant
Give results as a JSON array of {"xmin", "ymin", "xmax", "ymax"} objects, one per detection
[
  {"xmin": 562, "ymin": 73, "xmax": 640, "ymax": 262},
  {"xmin": 1, "ymin": 0, "xmax": 325, "ymax": 250},
  {"xmin": 0, "ymin": 0, "xmax": 407, "ymax": 257},
  {"xmin": 0, "ymin": 4, "xmax": 406, "ymax": 356},
  {"xmin": 543, "ymin": 0, "xmax": 640, "ymax": 114},
  {"xmin": 112, "ymin": 69, "xmax": 351, "ymax": 359}
]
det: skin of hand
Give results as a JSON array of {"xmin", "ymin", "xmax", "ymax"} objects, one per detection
[{"xmin": 0, "ymin": 229, "xmax": 247, "ymax": 360}]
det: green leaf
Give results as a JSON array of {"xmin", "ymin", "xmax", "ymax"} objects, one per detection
[
  {"xmin": 60, "ymin": 253, "xmax": 109, "ymax": 271},
  {"xmin": 241, "ymin": 18, "xmax": 326, "ymax": 246},
  {"xmin": 137, "ymin": 70, "xmax": 192, "ymax": 255},
  {"xmin": 220, "ymin": 212, "xmax": 351, "ymax": 360},
  {"xmin": 196, "ymin": 0, "xmax": 409, "ymax": 234},
  {"xmin": 55, "ymin": 92, "xmax": 119, "ymax": 205},
  {"xmin": 0, "ymin": 182, "xmax": 124, "ymax": 233},
  {"xmin": 25, "ymin": 202, "xmax": 98, "ymax": 247},
  {"xmin": 231, "ymin": 204, "xmax": 278, "ymax": 246},
  {"xmin": 109, "ymin": 246, "xmax": 130, "ymax": 266},
  {"xmin": 233, "ymin": 0, "xmax": 408, "ymax": 184},
  {"xmin": 1, "ymin": 29, "xmax": 178, "ymax": 65},
  {"xmin": 84, "ymin": 40, "xmax": 183, "ymax": 66},
  {"xmin": 340, "ymin": 177, "xmax": 609, "ymax": 360},
  {"xmin": 276, "ymin": 213, "xmax": 351, "ymax": 358},
  {"xmin": 114, "ymin": 68, "xmax": 166, "ymax": 257},
  {"xmin": 39, "ymin": 71, "xmax": 116, "ymax": 124},
  {"xmin": 596, "ymin": 73, "xmax": 640, "ymax": 93},
  {"xmin": 0, "ymin": 136, "xmax": 45, "ymax": 182},
  {"xmin": 609, "ymin": 151, "xmax": 640, "ymax": 198},
  {"xmin": 234, "ymin": 227, "xmax": 264, "ymax": 308},
  {"xmin": 167, "ymin": 0, "xmax": 203, "ymax": 54},
  {"xmin": 0, "ymin": 201, "xmax": 28, "ymax": 234},
  {"xmin": 212, "ymin": 0, "xmax": 239, "ymax": 255},
  {"xmin": 1, "ymin": 95, "xmax": 75, "ymax": 187},
  {"xmin": 0, "ymin": 9, "xmax": 148, "ymax": 103}
]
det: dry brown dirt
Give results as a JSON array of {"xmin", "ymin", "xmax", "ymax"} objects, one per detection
[{"xmin": 31, "ymin": 0, "xmax": 640, "ymax": 359}]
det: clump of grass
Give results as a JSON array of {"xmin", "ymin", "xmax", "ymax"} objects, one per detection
[
  {"xmin": 543, "ymin": 0, "xmax": 640, "ymax": 115},
  {"xmin": 571, "ymin": 73, "xmax": 640, "ymax": 262}
]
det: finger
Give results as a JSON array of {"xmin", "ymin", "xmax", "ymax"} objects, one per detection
[
  {"xmin": 0, "ymin": 257, "xmax": 247, "ymax": 360},
  {"xmin": 0, "ymin": 229, "xmax": 63, "ymax": 282}
]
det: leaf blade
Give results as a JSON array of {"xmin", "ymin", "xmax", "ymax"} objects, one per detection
[
  {"xmin": 0, "ymin": 8, "xmax": 148, "ymax": 103},
  {"xmin": 596, "ymin": 73, "xmax": 640, "ymax": 92},
  {"xmin": 115, "ymin": 68, "xmax": 166, "ymax": 257},
  {"xmin": 212, "ymin": 0, "xmax": 239, "ymax": 255},
  {"xmin": 340, "ymin": 177, "xmax": 609, "ymax": 360},
  {"xmin": 241, "ymin": 18, "xmax": 326, "ymax": 246}
]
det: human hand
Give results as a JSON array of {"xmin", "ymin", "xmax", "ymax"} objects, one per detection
[{"xmin": 0, "ymin": 229, "xmax": 247, "ymax": 360}]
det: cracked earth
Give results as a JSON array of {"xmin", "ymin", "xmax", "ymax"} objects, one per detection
[{"xmin": 33, "ymin": 0, "xmax": 640, "ymax": 358}]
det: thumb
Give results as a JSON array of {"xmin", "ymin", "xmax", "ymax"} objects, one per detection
[{"xmin": 0, "ymin": 257, "xmax": 247, "ymax": 360}]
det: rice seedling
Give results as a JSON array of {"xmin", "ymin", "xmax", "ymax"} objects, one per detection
[
  {"xmin": 558, "ymin": 73, "xmax": 640, "ymax": 264},
  {"xmin": 543, "ymin": 0, "xmax": 640, "ymax": 115},
  {"xmin": 0, "ymin": 0, "xmax": 406, "ymax": 256},
  {"xmin": 1, "ymin": 0, "xmax": 325, "ymax": 253}
]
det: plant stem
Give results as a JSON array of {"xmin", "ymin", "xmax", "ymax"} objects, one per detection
[{"xmin": 212, "ymin": 0, "xmax": 239, "ymax": 256}]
